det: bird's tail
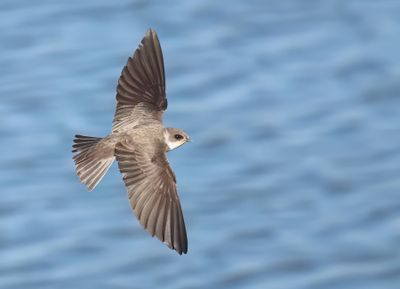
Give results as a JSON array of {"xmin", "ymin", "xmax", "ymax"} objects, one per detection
[{"xmin": 72, "ymin": 134, "xmax": 114, "ymax": 191}]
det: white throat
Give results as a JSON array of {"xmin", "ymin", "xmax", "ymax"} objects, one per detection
[{"xmin": 164, "ymin": 130, "xmax": 183, "ymax": 151}]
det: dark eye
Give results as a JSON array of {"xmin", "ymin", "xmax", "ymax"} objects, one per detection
[{"xmin": 174, "ymin": 134, "xmax": 183, "ymax": 140}]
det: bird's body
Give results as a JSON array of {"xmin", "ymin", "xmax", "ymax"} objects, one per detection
[{"xmin": 72, "ymin": 29, "xmax": 190, "ymax": 254}]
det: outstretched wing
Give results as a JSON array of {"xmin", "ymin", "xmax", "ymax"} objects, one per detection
[
  {"xmin": 114, "ymin": 140, "xmax": 188, "ymax": 254},
  {"xmin": 113, "ymin": 29, "xmax": 167, "ymax": 132}
]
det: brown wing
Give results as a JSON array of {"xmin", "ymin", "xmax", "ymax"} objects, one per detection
[
  {"xmin": 114, "ymin": 140, "xmax": 188, "ymax": 254},
  {"xmin": 113, "ymin": 29, "xmax": 167, "ymax": 132}
]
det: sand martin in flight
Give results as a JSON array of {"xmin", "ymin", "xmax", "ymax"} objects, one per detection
[{"xmin": 72, "ymin": 29, "xmax": 190, "ymax": 254}]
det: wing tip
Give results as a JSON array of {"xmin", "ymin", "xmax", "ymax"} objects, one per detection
[
  {"xmin": 146, "ymin": 28, "xmax": 157, "ymax": 37},
  {"xmin": 144, "ymin": 28, "xmax": 160, "ymax": 45},
  {"xmin": 163, "ymin": 240, "xmax": 188, "ymax": 255}
]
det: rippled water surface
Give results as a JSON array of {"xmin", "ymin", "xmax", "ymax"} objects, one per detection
[{"xmin": 1, "ymin": 1, "xmax": 400, "ymax": 288}]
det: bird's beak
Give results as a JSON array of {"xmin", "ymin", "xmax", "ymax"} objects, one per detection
[{"xmin": 187, "ymin": 137, "xmax": 192, "ymax": 143}]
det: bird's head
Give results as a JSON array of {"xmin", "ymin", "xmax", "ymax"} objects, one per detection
[{"xmin": 164, "ymin": 128, "xmax": 191, "ymax": 151}]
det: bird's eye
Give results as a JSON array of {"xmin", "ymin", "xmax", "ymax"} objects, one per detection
[{"xmin": 174, "ymin": 134, "xmax": 183, "ymax": 140}]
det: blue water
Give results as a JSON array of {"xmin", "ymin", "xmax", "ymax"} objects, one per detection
[{"xmin": 1, "ymin": 0, "xmax": 400, "ymax": 288}]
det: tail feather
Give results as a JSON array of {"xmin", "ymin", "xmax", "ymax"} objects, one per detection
[{"xmin": 72, "ymin": 134, "xmax": 114, "ymax": 191}]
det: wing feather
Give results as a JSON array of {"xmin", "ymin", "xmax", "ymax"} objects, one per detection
[
  {"xmin": 112, "ymin": 29, "xmax": 167, "ymax": 132},
  {"xmin": 115, "ymin": 141, "xmax": 188, "ymax": 254}
]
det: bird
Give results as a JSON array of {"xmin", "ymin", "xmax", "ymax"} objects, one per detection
[{"xmin": 72, "ymin": 29, "xmax": 190, "ymax": 255}]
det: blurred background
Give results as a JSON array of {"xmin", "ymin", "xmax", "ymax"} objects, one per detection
[{"xmin": 1, "ymin": 0, "xmax": 400, "ymax": 288}]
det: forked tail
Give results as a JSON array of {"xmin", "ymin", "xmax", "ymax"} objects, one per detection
[{"xmin": 72, "ymin": 134, "xmax": 114, "ymax": 191}]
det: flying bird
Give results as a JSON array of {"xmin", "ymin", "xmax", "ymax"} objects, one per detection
[{"xmin": 72, "ymin": 29, "xmax": 190, "ymax": 254}]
